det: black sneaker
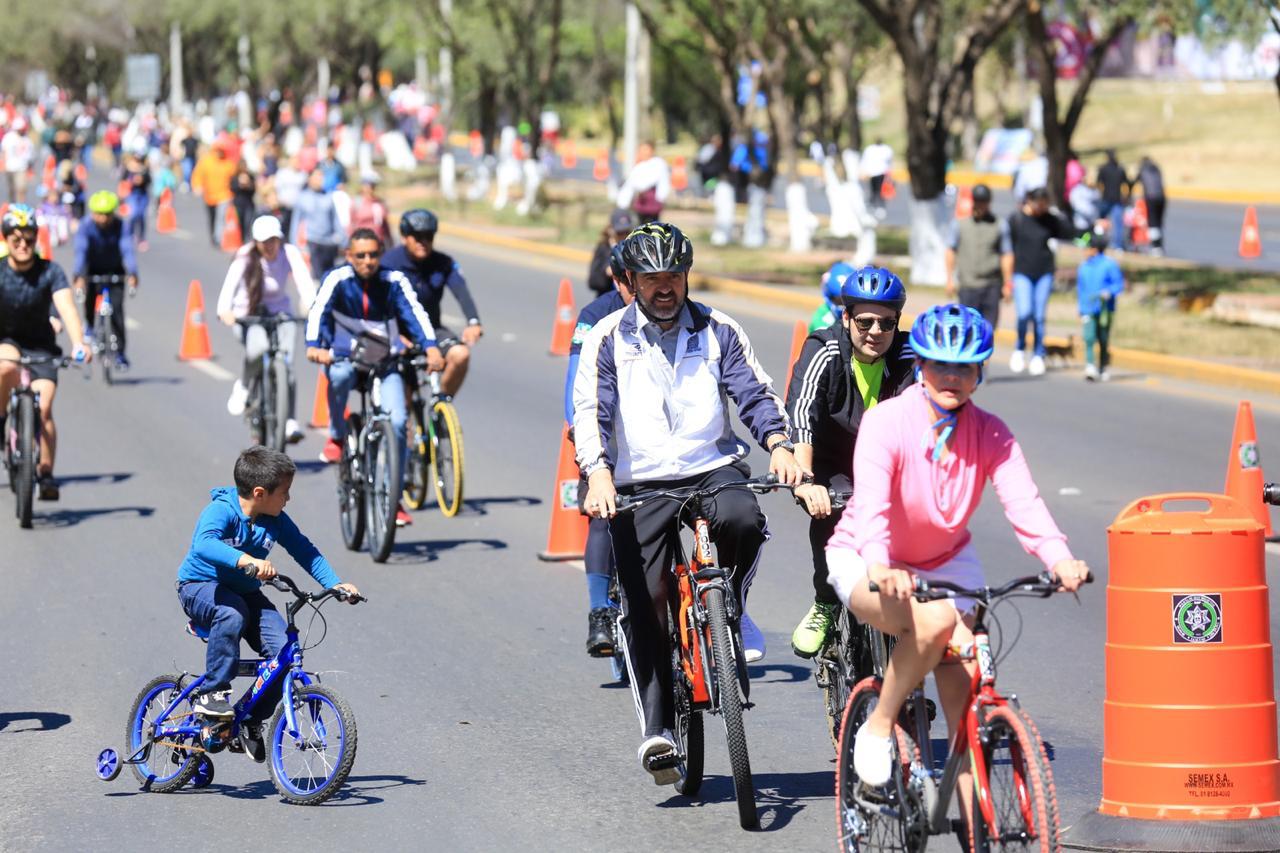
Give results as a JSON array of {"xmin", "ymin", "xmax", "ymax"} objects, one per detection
[
  {"xmin": 37, "ymin": 475, "xmax": 59, "ymax": 501},
  {"xmin": 240, "ymin": 722, "xmax": 266, "ymax": 762},
  {"xmin": 194, "ymin": 690, "xmax": 234, "ymax": 719},
  {"xmin": 586, "ymin": 607, "xmax": 615, "ymax": 658}
]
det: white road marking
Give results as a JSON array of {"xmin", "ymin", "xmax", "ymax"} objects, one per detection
[
  {"xmin": 1058, "ymin": 487, "xmax": 1082, "ymax": 496},
  {"xmin": 501, "ymin": 332, "xmax": 518, "ymax": 343},
  {"xmin": 187, "ymin": 360, "xmax": 236, "ymax": 382},
  {"xmin": 125, "ymin": 318, "xmax": 141, "ymax": 331},
  {"xmin": 1267, "ymin": 542, "xmax": 1280, "ymax": 557}
]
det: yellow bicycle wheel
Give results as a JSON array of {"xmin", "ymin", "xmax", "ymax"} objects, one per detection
[
  {"xmin": 402, "ymin": 415, "xmax": 431, "ymax": 510},
  {"xmin": 429, "ymin": 400, "xmax": 465, "ymax": 517}
]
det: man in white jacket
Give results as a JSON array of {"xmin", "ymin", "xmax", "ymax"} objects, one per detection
[{"xmin": 615, "ymin": 142, "xmax": 671, "ymax": 224}]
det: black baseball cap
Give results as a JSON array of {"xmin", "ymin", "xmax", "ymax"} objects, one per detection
[{"xmin": 972, "ymin": 184, "xmax": 992, "ymax": 203}]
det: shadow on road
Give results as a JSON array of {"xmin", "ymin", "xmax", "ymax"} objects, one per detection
[
  {"xmin": 747, "ymin": 663, "xmax": 810, "ymax": 684},
  {"xmin": 388, "ymin": 537, "xmax": 507, "ymax": 564},
  {"xmin": 54, "ymin": 472, "xmax": 133, "ymax": 485},
  {"xmin": 292, "ymin": 459, "xmax": 331, "ymax": 475},
  {"xmin": 110, "ymin": 376, "xmax": 185, "ymax": 387},
  {"xmin": 0, "ymin": 711, "xmax": 72, "ymax": 733},
  {"xmin": 34, "ymin": 506, "xmax": 155, "ymax": 528},
  {"xmin": 109, "ymin": 773, "xmax": 428, "ymax": 806},
  {"xmin": 658, "ymin": 769, "xmax": 832, "ymax": 831},
  {"xmin": 456, "ymin": 495, "xmax": 541, "ymax": 516}
]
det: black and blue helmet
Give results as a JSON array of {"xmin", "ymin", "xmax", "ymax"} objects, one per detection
[
  {"xmin": 909, "ymin": 304, "xmax": 994, "ymax": 363},
  {"xmin": 840, "ymin": 265, "xmax": 907, "ymax": 311}
]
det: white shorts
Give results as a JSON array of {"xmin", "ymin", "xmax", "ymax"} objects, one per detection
[{"xmin": 825, "ymin": 542, "xmax": 986, "ymax": 613}]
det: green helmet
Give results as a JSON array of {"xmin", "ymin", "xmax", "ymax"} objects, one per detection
[{"xmin": 88, "ymin": 190, "xmax": 120, "ymax": 215}]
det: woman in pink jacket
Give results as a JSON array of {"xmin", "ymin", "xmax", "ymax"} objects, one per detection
[{"xmin": 824, "ymin": 304, "xmax": 1090, "ymax": 791}]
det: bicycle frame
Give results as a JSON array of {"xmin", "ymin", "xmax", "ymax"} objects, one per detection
[{"xmin": 672, "ymin": 511, "xmax": 726, "ymax": 709}]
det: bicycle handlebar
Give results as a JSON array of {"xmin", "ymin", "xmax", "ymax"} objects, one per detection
[
  {"xmin": 868, "ymin": 571, "xmax": 1093, "ymax": 603},
  {"xmin": 0, "ymin": 354, "xmax": 77, "ymax": 368},
  {"xmin": 234, "ymin": 314, "xmax": 308, "ymax": 328},
  {"xmin": 1264, "ymin": 483, "xmax": 1280, "ymax": 507},
  {"xmin": 241, "ymin": 566, "xmax": 367, "ymax": 604},
  {"xmin": 614, "ymin": 474, "xmax": 782, "ymax": 515},
  {"xmin": 85, "ymin": 274, "xmax": 127, "ymax": 284}
]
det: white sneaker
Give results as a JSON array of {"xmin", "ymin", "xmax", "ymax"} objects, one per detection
[
  {"xmin": 1083, "ymin": 363, "xmax": 1099, "ymax": 382},
  {"xmin": 285, "ymin": 418, "xmax": 305, "ymax": 444},
  {"xmin": 740, "ymin": 611, "xmax": 766, "ymax": 663},
  {"xmin": 853, "ymin": 723, "xmax": 894, "ymax": 786},
  {"xmin": 1008, "ymin": 350, "xmax": 1026, "ymax": 374},
  {"xmin": 638, "ymin": 731, "xmax": 680, "ymax": 786},
  {"xmin": 1028, "ymin": 355, "xmax": 1046, "ymax": 377},
  {"xmin": 226, "ymin": 380, "xmax": 249, "ymax": 416},
  {"xmin": 1100, "ymin": 369, "xmax": 1112, "ymax": 382}
]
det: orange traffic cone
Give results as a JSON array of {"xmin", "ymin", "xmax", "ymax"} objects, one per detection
[
  {"xmin": 882, "ymin": 174, "xmax": 897, "ymax": 201},
  {"xmin": 592, "ymin": 152, "xmax": 610, "ymax": 182},
  {"xmin": 513, "ymin": 137, "xmax": 525, "ymax": 161},
  {"xmin": 1130, "ymin": 198, "xmax": 1150, "ymax": 248},
  {"xmin": 536, "ymin": 424, "xmax": 589, "ymax": 561},
  {"xmin": 469, "ymin": 130, "xmax": 484, "ymax": 159},
  {"xmin": 671, "ymin": 155, "xmax": 688, "ymax": 192},
  {"xmin": 309, "ymin": 371, "xmax": 331, "ymax": 429},
  {"xmin": 560, "ymin": 139, "xmax": 578, "ymax": 170},
  {"xmin": 412, "ymin": 135, "xmax": 429, "ymax": 161},
  {"xmin": 1240, "ymin": 206, "xmax": 1262, "ymax": 259},
  {"xmin": 41, "ymin": 155, "xmax": 54, "ymax": 187},
  {"xmin": 955, "ymin": 185, "xmax": 973, "ymax": 219},
  {"xmin": 783, "ymin": 319, "xmax": 807, "ymax": 391},
  {"xmin": 549, "ymin": 278, "xmax": 576, "ymax": 356},
  {"xmin": 155, "ymin": 190, "xmax": 177, "ymax": 234},
  {"xmin": 1224, "ymin": 400, "xmax": 1272, "ymax": 536},
  {"xmin": 220, "ymin": 206, "xmax": 242, "ymax": 252},
  {"xmin": 37, "ymin": 225, "xmax": 52, "ymax": 259},
  {"xmin": 177, "ymin": 280, "xmax": 213, "ymax": 360}
]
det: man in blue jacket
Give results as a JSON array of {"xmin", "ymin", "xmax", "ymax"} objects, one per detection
[
  {"xmin": 73, "ymin": 190, "xmax": 138, "ymax": 370},
  {"xmin": 305, "ymin": 228, "xmax": 443, "ymax": 527},
  {"xmin": 177, "ymin": 447, "xmax": 360, "ymax": 728}
]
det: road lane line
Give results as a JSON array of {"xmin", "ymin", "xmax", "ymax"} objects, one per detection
[
  {"xmin": 187, "ymin": 360, "xmax": 236, "ymax": 382},
  {"xmin": 126, "ymin": 318, "xmax": 141, "ymax": 331}
]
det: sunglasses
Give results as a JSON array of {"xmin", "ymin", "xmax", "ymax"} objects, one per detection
[
  {"xmin": 350, "ymin": 251, "xmax": 382, "ymax": 260},
  {"xmin": 851, "ymin": 315, "xmax": 897, "ymax": 333},
  {"xmin": 4, "ymin": 230, "xmax": 36, "ymax": 245}
]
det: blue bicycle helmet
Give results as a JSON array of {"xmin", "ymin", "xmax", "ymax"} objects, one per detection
[
  {"xmin": 841, "ymin": 265, "xmax": 907, "ymax": 311},
  {"xmin": 909, "ymin": 304, "xmax": 994, "ymax": 363},
  {"xmin": 821, "ymin": 261, "xmax": 854, "ymax": 310}
]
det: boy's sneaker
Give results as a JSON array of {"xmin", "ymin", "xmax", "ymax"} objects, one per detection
[
  {"xmin": 1028, "ymin": 355, "xmax": 1046, "ymax": 377},
  {"xmin": 226, "ymin": 380, "xmax": 249, "ymax": 416},
  {"xmin": 285, "ymin": 418, "xmax": 305, "ymax": 444},
  {"xmin": 239, "ymin": 722, "xmax": 266, "ymax": 762},
  {"xmin": 1083, "ymin": 363, "xmax": 1099, "ymax": 382},
  {"xmin": 740, "ymin": 611, "xmax": 765, "ymax": 662},
  {"xmin": 194, "ymin": 690, "xmax": 234, "ymax": 719},
  {"xmin": 320, "ymin": 438, "xmax": 343, "ymax": 464},
  {"xmin": 638, "ymin": 731, "xmax": 680, "ymax": 786},
  {"xmin": 791, "ymin": 601, "xmax": 838, "ymax": 659},
  {"xmin": 1008, "ymin": 350, "xmax": 1026, "ymax": 374}
]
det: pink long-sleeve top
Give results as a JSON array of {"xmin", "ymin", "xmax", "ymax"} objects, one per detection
[{"xmin": 827, "ymin": 385, "xmax": 1073, "ymax": 572}]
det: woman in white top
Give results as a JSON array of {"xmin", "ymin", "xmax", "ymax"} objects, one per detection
[{"xmin": 216, "ymin": 214, "xmax": 316, "ymax": 443}]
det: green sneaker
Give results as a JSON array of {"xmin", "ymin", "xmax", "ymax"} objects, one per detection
[{"xmin": 791, "ymin": 601, "xmax": 839, "ymax": 659}]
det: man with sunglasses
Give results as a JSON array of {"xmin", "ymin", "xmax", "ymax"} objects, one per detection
[
  {"xmin": 0, "ymin": 204, "xmax": 92, "ymax": 501},
  {"xmin": 784, "ymin": 265, "xmax": 916, "ymax": 659},
  {"xmin": 305, "ymin": 228, "xmax": 443, "ymax": 528},
  {"xmin": 381, "ymin": 209, "xmax": 483, "ymax": 398}
]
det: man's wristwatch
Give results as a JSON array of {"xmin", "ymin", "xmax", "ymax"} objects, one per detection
[{"xmin": 770, "ymin": 437, "xmax": 796, "ymax": 453}]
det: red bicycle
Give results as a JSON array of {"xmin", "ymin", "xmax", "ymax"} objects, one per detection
[{"xmin": 835, "ymin": 572, "xmax": 1090, "ymax": 853}]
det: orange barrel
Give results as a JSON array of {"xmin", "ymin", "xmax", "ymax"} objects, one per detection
[{"xmin": 1103, "ymin": 492, "xmax": 1279, "ymax": 820}]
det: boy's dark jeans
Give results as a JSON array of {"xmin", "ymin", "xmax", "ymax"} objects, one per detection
[{"xmin": 178, "ymin": 580, "xmax": 288, "ymax": 703}]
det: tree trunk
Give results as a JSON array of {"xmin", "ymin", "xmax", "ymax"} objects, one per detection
[
  {"xmin": 846, "ymin": 71, "xmax": 864, "ymax": 153},
  {"xmin": 1025, "ymin": 7, "xmax": 1067, "ymax": 208},
  {"xmin": 478, "ymin": 73, "xmax": 498, "ymax": 155}
]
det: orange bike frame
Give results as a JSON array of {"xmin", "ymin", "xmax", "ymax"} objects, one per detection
[{"xmin": 675, "ymin": 517, "xmax": 719, "ymax": 707}]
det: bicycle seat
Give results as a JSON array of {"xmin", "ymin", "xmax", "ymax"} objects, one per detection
[{"xmin": 186, "ymin": 621, "xmax": 211, "ymax": 642}]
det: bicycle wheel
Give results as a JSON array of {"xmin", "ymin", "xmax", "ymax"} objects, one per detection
[
  {"xmin": 364, "ymin": 417, "xmax": 399, "ymax": 563},
  {"xmin": 337, "ymin": 415, "xmax": 365, "ymax": 551},
  {"xmin": 95, "ymin": 313, "xmax": 113, "ymax": 386},
  {"xmin": 14, "ymin": 394, "xmax": 35, "ymax": 529},
  {"xmin": 704, "ymin": 586, "xmax": 756, "ymax": 829},
  {"xmin": 125, "ymin": 674, "xmax": 202, "ymax": 792},
  {"xmin": 835, "ymin": 677, "xmax": 924, "ymax": 853},
  {"xmin": 267, "ymin": 358, "xmax": 290, "ymax": 451},
  {"xmin": 669, "ymin": 609, "xmax": 704, "ymax": 796},
  {"xmin": 971, "ymin": 705, "xmax": 1060, "ymax": 853},
  {"xmin": 248, "ymin": 376, "xmax": 268, "ymax": 447},
  {"xmin": 821, "ymin": 611, "xmax": 855, "ymax": 751},
  {"xmin": 430, "ymin": 399, "xmax": 464, "ymax": 517},
  {"xmin": 402, "ymin": 403, "xmax": 430, "ymax": 510},
  {"xmin": 268, "ymin": 684, "xmax": 358, "ymax": 805}
]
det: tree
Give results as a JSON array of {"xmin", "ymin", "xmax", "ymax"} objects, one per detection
[{"xmin": 854, "ymin": 0, "xmax": 1026, "ymax": 284}]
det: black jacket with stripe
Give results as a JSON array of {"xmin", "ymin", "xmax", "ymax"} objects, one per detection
[{"xmin": 785, "ymin": 324, "xmax": 916, "ymax": 487}]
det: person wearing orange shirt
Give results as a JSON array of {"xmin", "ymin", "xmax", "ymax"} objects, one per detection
[{"xmin": 191, "ymin": 142, "xmax": 237, "ymax": 247}]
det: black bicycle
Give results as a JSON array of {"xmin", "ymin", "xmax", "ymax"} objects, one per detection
[
  {"xmin": 81, "ymin": 274, "xmax": 128, "ymax": 386},
  {"xmin": 401, "ymin": 352, "xmax": 464, "ymax": 517},
  {"xmin": 236, "ymin": 314, "xmax": 304, "ymax": 451},
  {"xmin": 335, "ymin": 336, "xmax": 401, "ymax": 563},
  {"xmin": 1, "ymin": 354, "xmax": 73, "ymax": 528},
  {"xmin": 615, "ymin": 474, "xmax": 787, "ymax": 830}
]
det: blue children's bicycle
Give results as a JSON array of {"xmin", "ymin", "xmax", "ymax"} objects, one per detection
[{"xmin": 95, "ymin": 573, "xmax": 366, "ymax": 805}]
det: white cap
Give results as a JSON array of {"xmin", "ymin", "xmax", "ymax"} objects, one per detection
[{"xmin": 251, "ymin": 215, "xmax": 284, "ymax": 242}]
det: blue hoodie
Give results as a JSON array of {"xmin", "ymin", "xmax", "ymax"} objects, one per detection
[
  {"xmin": 1076, "ymin": 252, "xmax": 1124, "ymax": 316},
  {"xmin": 73, "ymin": 214, "xmax": 137, "ymax": 279},
  {"xmin": 176, "ymin": 487, "xmax": 341, "ymax": 595}
]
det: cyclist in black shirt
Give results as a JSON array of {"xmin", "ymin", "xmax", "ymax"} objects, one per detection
[{"xmin": 381, "ymin": 209, "xmax": 483, "ymax": 397}]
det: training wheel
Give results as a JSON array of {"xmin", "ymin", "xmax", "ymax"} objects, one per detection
[
  {"xmin": 96, "ymin": 748, "xmax": 122, "ymax": 781},
  {"xmin": 190, "ymin": 756, "xmax": 215, "ymax": 789}
]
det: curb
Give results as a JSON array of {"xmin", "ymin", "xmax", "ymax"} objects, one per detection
[{"xmin": 437, "ymin": 221, "xmax": 1280, "ymax": 396}]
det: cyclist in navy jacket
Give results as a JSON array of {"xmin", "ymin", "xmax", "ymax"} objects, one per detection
[{"xmin": 305, "ymin": 228, "xmax": 442, "ymax": 527}]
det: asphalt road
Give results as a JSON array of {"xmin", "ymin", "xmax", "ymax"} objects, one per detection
[
  {"xmin": 512, "ymin": 150, "xmax": 1280, "ymax": 271},
  {"xmin": 2, "ymin": 189, "xmax": 1278, "ymax": 852}
]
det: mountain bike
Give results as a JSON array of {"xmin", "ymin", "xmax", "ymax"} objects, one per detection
[
  {"xmin": 95, "ymin": 571, "xmax": 366, "ymax": 805},
  {"xmin": 335, "ymin": 338, "xmax": 401, "ymax": 563},
  {"xmin": 836, "ymin": 572, "xmax": 1090, "ymax": 853},
  {"xmin": 2, "ymin": 354, "xmax": 70, "ymax": 529},
  {"xmin": 83, "ymin": 274, "xmax": 127, "ymax": 385},
  {"xmin": 401, "ymin": 352, "xmax": 464, "ymax": 517},
  {"xmin": 615, "ymin": 474, "xmax": 786, "ymax": 830},
  {"xmin": 236, "ymin": 314, "xmax": 304, "ymax": 451}
]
